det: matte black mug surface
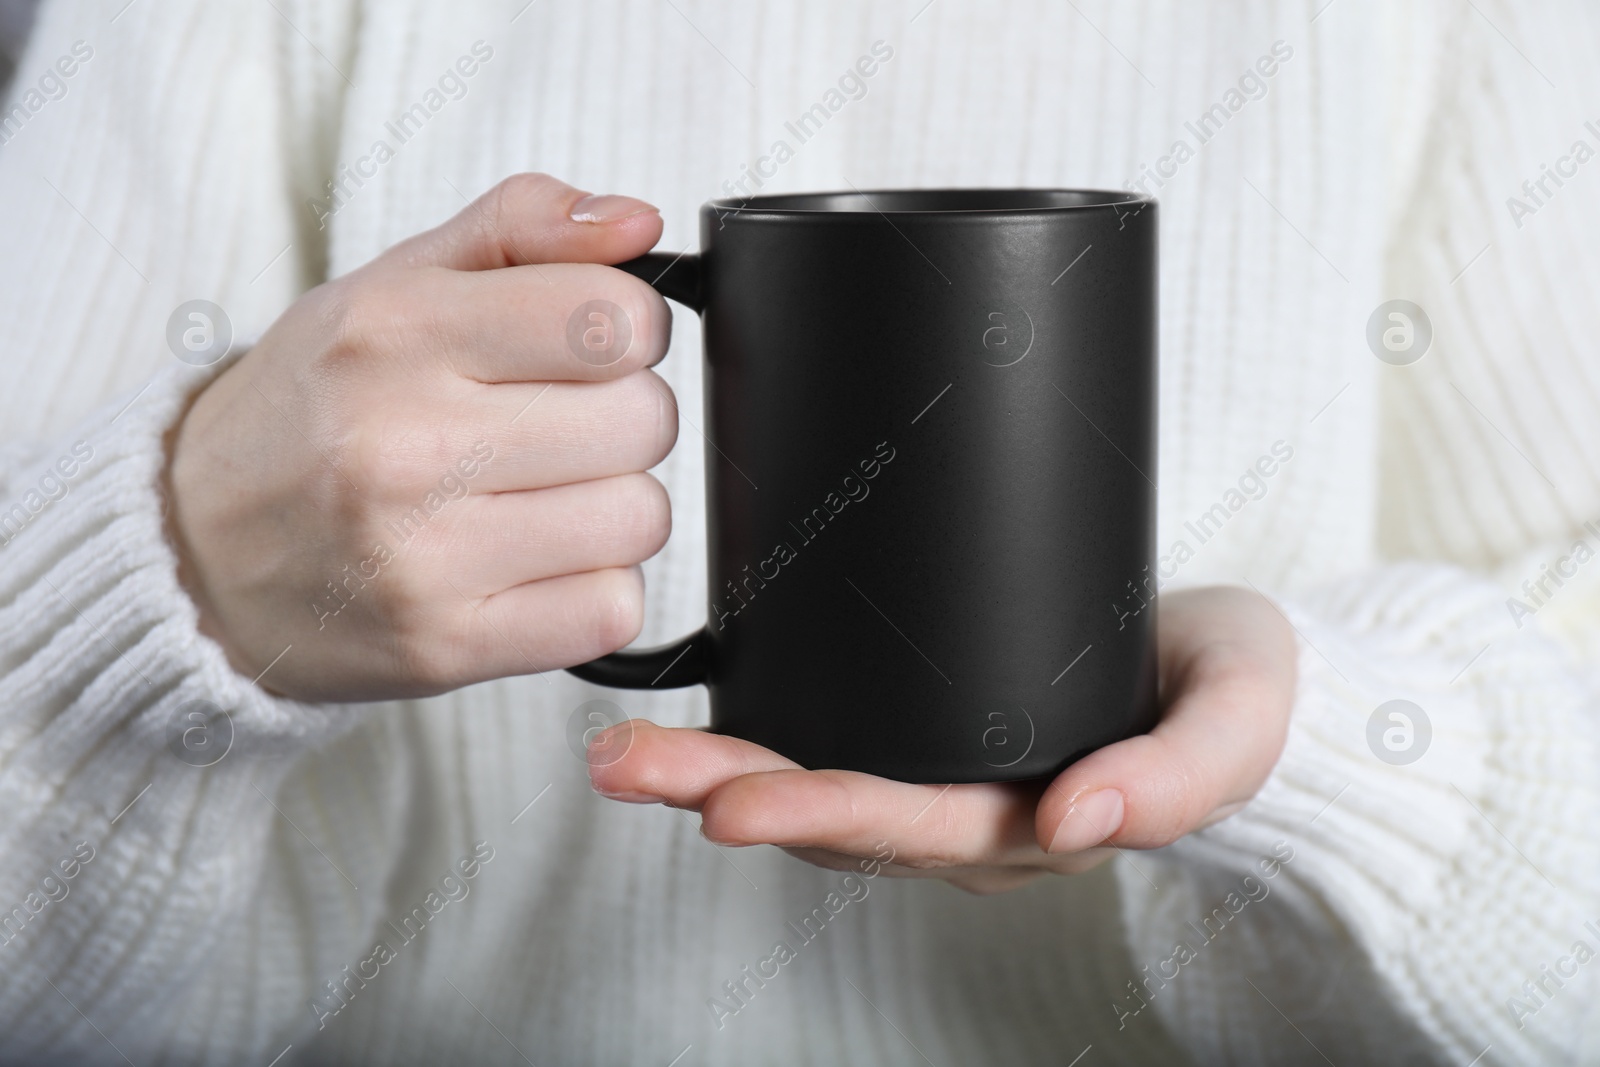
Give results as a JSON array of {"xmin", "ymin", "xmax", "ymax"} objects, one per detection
[{"xmin": 568, "ymin": 189, "xmax": 1159, "ymax": 784}]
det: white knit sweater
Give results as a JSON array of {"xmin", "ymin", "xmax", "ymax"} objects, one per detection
[{"xmin": 3, "ymin": 0, "xmax": 1600, "ymax": 1064}]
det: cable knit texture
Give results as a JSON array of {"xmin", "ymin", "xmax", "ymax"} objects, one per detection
[{"xmin": 1, "ymin": 0, "xmax": 1598, "ymax": 1064}]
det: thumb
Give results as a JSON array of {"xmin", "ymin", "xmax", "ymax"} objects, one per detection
[
  {"xmin": 381, "ymin": 172, "xmax": 663, "ymax": 272},
  {"xmin": 1035, "ymin": 651, "xmax": 1292, "ymax": 854}
]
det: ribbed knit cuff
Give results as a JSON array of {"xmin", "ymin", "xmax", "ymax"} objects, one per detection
[
  {"xmin": 0, "ymin": 354, "xmax": 359, "ymax": 801},
  {"xmin": 1113, "ymin": 564, "xmax": 1600, "ymax": 1066},
  {"xmin": 0, "ymin": 358, "xmax": 407, "ymax": 1064}
]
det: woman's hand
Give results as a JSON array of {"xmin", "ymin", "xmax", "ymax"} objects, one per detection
[
  {"xmin": 589, "ymin": 586, "xmax": 1297, "ymax": 894},
  {"xmin": 168, "ymin": 174, "xmax": 676, "ymax": 701}
]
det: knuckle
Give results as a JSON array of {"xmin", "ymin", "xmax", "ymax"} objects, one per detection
[
  {"xmin": 1143, "ymin": 744, "xmax": 1217, "ymax": 847},
  {"xmin": 889, "ymin": 805, "xmax": 967, "ymax": 869},
  {"xmin": 902, "ymin": 795, "xmax": 973, "ymax": 869},
  {"xmin": 317, "ymin": 277, "xmax": 400, "ymax": 368},
  {"xmin": 371, "ymin": 562, "xmax": 431, "ymax": 633},
  {"xmin": 600, "ymin": 372, "xmax": 674, "ymax": 460},
  {"xmin": 314, "ymin": 270, "xmax": 465, "ymax": 382},
  {"xmin": 587, "ymin": 568, "xmax": 645, "ymax": 654},
  {"xmin": 892, "ymin": 851, "xmax": 952, "ymax": 872},
  {"xmin": 345, "ymin": 419, "xmax": 449, "ymax": 497},
  {"xmin": 344, "ymin": 412, "xmax": 479, "ymax": 505},
  {"xmin": 618, "ymin": 473, "xmax": 672, "ymax": 555},
  {"xmin": 575, "ymin": 276, "xmax": 664, "ymax": 374},
  {"xmin": 614, "ymin": 280, "xmax": 668, "ymax": 368},
  {"xmin": 641, "ymin": 371, "xmax": 680, "ymax": 460},
  {"xmin": 486, "ymin": 173, "xmax": 573, "ymax": 249},
  {"xmin": 491, "ymin": 172, "xmax": 567, "ymax": 219},
  {"xmin": 344, "ymin": 429, "xmax": 400, "ymax": 493},
  {"xmin": 1133, "ymin": 808, "xmax": 1189, "ymax": 850},
  {"xmin": 386, "ymin": 593, "xmax": 466, "ymax": 692},
  {"xmin": 1192, "ymin": 646, "xmax": 1267, "ymax": 699}
]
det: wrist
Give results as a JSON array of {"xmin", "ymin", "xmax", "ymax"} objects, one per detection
[{"xmin": 162, "ymin": 357, "xmax": 261, "ymax": 683}]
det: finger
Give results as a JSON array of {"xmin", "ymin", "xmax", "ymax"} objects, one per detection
[
  {"xmin": 473, "ymin": 371, "xmax": 678, "ymax": 492},
  {"xmin": 389, "ymin": 262, "xmax": 671, "ymax": 383},
  {"xmin": 588, "ymin": 719, "xmax": 802, "ymax": 805},
  {"xmin": 700, "ymin": 770, "xmax": 1043, "ymax": 869},
  {"xmin": 590, "ymin": 722, "xmax": 1041, "ymax": 867},
  {"xmin": 778, "ymin": 844, "xmax": 1117, "ymax": 880},
  {"xmin": 434, "ymin": 565, "xmax": 648, "ymax": 687},
  {"xmin": 380, "ymin": 172, "xmax": 663, "ymax": 272},
  {"xmin": 361, "ymin": 370, "xmax": 676, "ymax": 498},
  {"xmin": 1037, "ymin": 620, "xmax": 1295, "ymax": 854},
  {"xmin": 415, "ymin": 473, "xmax": 671, "ymax": 597},
  {"xmin": 780, "ymin": 844, "xmax": 1120, "ymax": 883}
]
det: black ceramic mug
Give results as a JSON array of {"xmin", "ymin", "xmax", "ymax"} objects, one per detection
[{"xmin": 568, "ymin": 189, "xmax": 1159, "ymax": 784}]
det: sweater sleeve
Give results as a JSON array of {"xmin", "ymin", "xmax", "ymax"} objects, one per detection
[
  {"xmin": 1115, "ymin": 2, "xmax": 1600, "ymax": 1061},
  {"xmin": 0, "ymin": 2, "xmax": 411, "ymax": 1064},
  {"xmin": 1114, "ymin": 564, "xmax": 1600, "ymax": 1066},
  {"xmin": 0, "ymin": 357, "xmax": 418, "ymax": 1066}
]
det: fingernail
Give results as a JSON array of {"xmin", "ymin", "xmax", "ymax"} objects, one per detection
[
  {"xmin": 1048, "ymin": 789, "xmax": 1125, "ymax": 854},
  {"xmin": 570, "ymin": 194, "xmax": 659, "ymax": 223},
  {"xmin": 592, "ymin": 786, "xmax": 665, "ymax": 804}
]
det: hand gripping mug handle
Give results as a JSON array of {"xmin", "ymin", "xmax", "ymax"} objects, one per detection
[{"xmin": 564, "ymin": 251, "xmax": 709, "ymax": 690}]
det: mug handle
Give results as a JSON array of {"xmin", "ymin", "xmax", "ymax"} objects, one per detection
[{"xmin": 564, "ymin": 250, "xmax": 709, "ymax": 690}]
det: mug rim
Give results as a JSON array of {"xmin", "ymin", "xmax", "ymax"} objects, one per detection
[{"xmin": 704, "ymin": 187, "xmax": 1154, "ymax": 217}]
